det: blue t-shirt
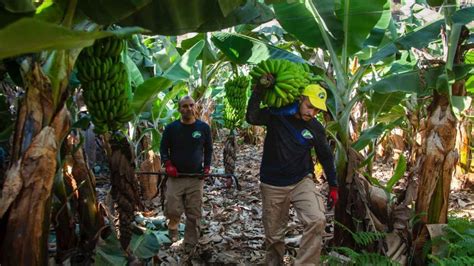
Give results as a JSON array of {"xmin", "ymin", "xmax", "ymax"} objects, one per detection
[{"xmin": 160, "ymin": 119, "xmax": 212, "ymax": 174}]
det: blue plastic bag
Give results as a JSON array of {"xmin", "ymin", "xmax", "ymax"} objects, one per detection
[{"xmin": 269, "ymin": 101, "xmax": 299, "ymax": 116}]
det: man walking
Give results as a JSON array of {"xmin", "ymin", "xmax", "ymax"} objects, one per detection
[
  {"xmin": 160, "ymin": 95, "xmax": 212, "ymax": 252},
  {"xmin": 246, "ymin": 84, "xmax": 339, "ymax": 265}
]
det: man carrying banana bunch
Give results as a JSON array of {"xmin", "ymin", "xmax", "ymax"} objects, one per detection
[
  {"xmin": 246, "ymin": 83, "xmax": 339, "ymax": 265},
  {"xmin": 160, "ymin": 95, "xmax": 213, "ymax": 253}
]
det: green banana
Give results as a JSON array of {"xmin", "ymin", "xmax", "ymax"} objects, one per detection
[
  {"xmin": 223, "ymin": 76, "xmax": 249, "ymax": 129},
  {"xmin": 249, "ymin": 59, "xmax": 314, "ymax": 107},
  {"xmin": 75, "ymin": 36, "xmax": 133, "ymax": 133}
]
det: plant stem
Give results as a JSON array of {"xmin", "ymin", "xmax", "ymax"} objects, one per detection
[
  {"xmin": 63, "ymin": 0, "xmax": 78, "ymax": 29},
  {"xmin": 342, "ymin": 0, "xmax": 350, "ymax": 74},
  {"xmin": 306, "ymin": 0, "xmax": 347, "ymax": 92}
]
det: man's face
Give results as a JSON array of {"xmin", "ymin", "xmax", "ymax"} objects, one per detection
[
  {"xmin": 178, "ymin": 98, "xmax": 196, "ymax": 119},
  {"xmin": 298, "ymin": 96, "xmax": 319, "ymax": 121}
]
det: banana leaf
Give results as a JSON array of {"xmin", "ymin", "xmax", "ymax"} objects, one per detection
[
  {"xmin": 363, "ymin": 6, "xmax": 474, "ymax": 65},
  {"xmin": 361, "ymin": 64, "xmax": 474, "ymax": 94},
  {"xmin": 0, "ymin": 0, "xmax": 35, "ymax": 27},
  {"xmin": 446, "ymin": 23, "xmax": 464, "ymax": 71},
  {"xmin": 365, "ymin": 91, "xmax": 406, "ymax": 122},
  {"xmin": 152, "ymin": 82, "xmax": 187, "ymax": 120},
  {"xmin": 130, "ymin": 230, "xmax": 169, "ymax": 259},
  {"xmin": 452, "ymin": 96, "xmax": 472, "ymax": 118},
  {"xmin": 326, "ymin": 121, "xmax": 348, "ymax": 179},
  {"xmin": 131, "ymin": 77, "xmax": 173, "ymax": 115},
  {"xmin": 127, "ymin": 36, "xmax": 155, "ymax": 82},
  {"xmin": 467, "ymin": 75, "xmax": 474, "ymax": 94},
  {"xmin": 385, "ymin": 154, "xmax": 406, "ymax": 193},
  {"xmin": 211, "ymin": 32, "xmax": 306, "ymax": 64},
  {"xmin": 181, "ymin": 33, "xmax": 218, "ymax": 64},
  {"xmin": 1, "ymin": 0, "xmax": 35, "ymax": 12},
  {"xmin": 153, "ymin": 37, "xmax": 181, "ymax": 74},
  {"xmin": 273, "ymin": 0, "xmax": 342, "ymax": 51},
  {"xmin": 466, "ymin": 50, "xmax": 474, "ymax": 64},
  {"xmin": 78, "ymin": 0, "xmax": 151, "ymax": 25},
  {"xmin": 163, "ymin": 40, "xmax": 205, "ymax": 82},
  {"xmin": 118, "ymin": 0, "xmax": 274, "ymax": 35},
  {"xmin": 0, "ymin": 6, "xmax": 32, "ymax": 28},
  {"xmin": 34, "ymin": 0, "xmax": 69, "ymax": 24},
  {"xmin": 352, "ymin": 117, "xmax": 403, "ymax": 151},
  {"xmin": 0, "ymin": 18, "xmax": 143, "ymax": 60},
  {"xmin": 376, "ymin": 105, "xmax": 406, "ymax": 124},
  {"xmin": 363, "ymin": 7, "xmax": 393, "ymax": 49},
  {"xmin": 335, "ymin": 0, "xmax": 389, "ymax": 55},
  {"xmin": 273, "ymin": 0, "xmax": 388, "ymax": 55},
  {"xmin": 94, "ymin": 235, "xmax": 127, "ymax": 266},
  {"xmin": 126, "ymin": 54, "xmax": 144, "ymax": 88}
]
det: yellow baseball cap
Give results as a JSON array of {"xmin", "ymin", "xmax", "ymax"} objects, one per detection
[{"xmin": 302, "ymin": 84, "xmax": 327, "ymax": 111}]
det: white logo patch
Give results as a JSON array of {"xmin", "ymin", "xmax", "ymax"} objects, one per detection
[
  {"xmin": 301, "ymin": 129, "xmax": 314, "ymax": 139},
  {"xmin": 192, "ymin": 131, "xmax": 202, "ymax": 139}
]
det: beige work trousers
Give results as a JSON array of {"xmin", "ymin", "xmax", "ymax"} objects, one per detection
[
  {"xmin": 164, "ymin": 176, "xmax": 204, "ymax": 247},
  {"xmin": 260, "ymin": 176, "xmax": 326, "ymax": 265}
]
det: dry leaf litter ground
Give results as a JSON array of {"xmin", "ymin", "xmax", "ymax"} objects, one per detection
[{"xmin": 93, "ymin": 135, "xmax": 473, "ymax": 265}]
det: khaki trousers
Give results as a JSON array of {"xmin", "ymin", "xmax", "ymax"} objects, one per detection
[
  {"xmin": 260, "ymin": 176, "xmax": 326, "ymax": 265},
  {"xmin": 164, "ymin": 177, "xmax": 204, "ymax": 246}
]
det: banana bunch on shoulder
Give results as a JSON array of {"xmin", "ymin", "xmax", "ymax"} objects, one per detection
[
  {"xmin": 223, "ymin": 76, "xmax": 249, "ymax": 129},
  {"xmin": 76, "ymin": 37, "xmax": 134, "ymax": 134},
  {"xmin": 249, "ymin": 59, "xmax": 311, "ymax": 108}
]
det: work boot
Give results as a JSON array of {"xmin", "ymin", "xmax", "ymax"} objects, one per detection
[{"xmin": 169, "ymin": 229, "xmax": 179, "ymax": 243}]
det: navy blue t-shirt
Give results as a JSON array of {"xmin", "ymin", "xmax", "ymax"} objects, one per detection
[
  {"xmin": 246, "ymin": 91, "xmax": 338, "ymax": 187},
  {"xmin": 160, "ymin": 119, "xmax": 212, "ymax": 174}
]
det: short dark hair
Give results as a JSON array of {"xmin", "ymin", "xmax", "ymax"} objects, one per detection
[
  {"xmin": 300, "ymin": 95, "xmax": 309, "ymax": 101},
  {"xmin": 178, "ymin": 95, "xmax": 195, "ymax": 108}
]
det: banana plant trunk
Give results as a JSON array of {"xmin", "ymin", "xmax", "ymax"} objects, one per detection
[
  {"xmin": 107, "ymin": 133, "xmax": 143, "ymax": 251},
  {"xmin": 68, "ymin": 135, "xmax": 104, "ymax": 260},
  {"xmin": 456, "ymin": 117, "xmax": 471, "ymax": 175},
  {"xmin": 52, "ymin": 166, "xmax": 78, "ymax": 263},
  {"xmin": 195, "ymin": 96, "xmax": 215, "ymax": 126},
  {"xmin": 413, "ymin": 92, "xmax": 458, "ymax": 262},
  {"xmin": 137, "ymin": 135, "xmax": 161, "ymax": 201},
  {"xmin": 0, "ymin": 64, "xmax": 70, "ymax": 265},
  {"xmin": 223, "ymin": 130, "xmax": 237, "ymax": 175},
  {"xmin": 334, "ymin": 148, "xmax": 361, "ymax": 247},
  {"xmin": 413, "ymin": 22, "xmax": 469, "ymax": 261}
]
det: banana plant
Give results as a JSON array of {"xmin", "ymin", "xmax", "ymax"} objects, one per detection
[
  {"xmin": 0, "ymin": 0, "xmax": 274, "ymax": 264},
  {"xmin": 0, "ymin": 2, "xmax": 141, "ymax": 264},
  {"xmin": 360, "ymin": 2, "xmax": 474, "ymax": 262}
]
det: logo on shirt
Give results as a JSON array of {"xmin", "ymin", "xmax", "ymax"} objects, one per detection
[
  {"xmin": 301, "ymin": 129, "xmax": 314, "ymax": 139},
  {"xmin": 192, "ymin": 131, "xmax": 202, "ymax": 139}
]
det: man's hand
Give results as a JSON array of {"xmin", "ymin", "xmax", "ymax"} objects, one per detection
[
  {"xmin": 224, "ymin": 177, "xmax": 233, "ymax": 189},
  {"xmin": 252, "ymin": 83, "xmax": 266, "ymax": 94},
  {"xmin": 200, "ymin": 166, "xmax": 211, "ymax": 180},
  {"xmin": 328, "ymin": 186, "xmax": 339, "ymax": 209},
  {"xmin": 165, "ymin": 160, "xmax": 178, "ymax": 177}
]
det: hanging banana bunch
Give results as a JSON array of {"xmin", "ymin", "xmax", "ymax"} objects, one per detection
[
  {"xmin": 249, "ymin": 59, "xmax": 312, "ymax": 108},
  {"xmin": 76, "ymin": 36, "xmax": 134, "ymax": 134},
  {"xmin": 223, "ymin": 76, "xmax": 249, "ymax": 129}
]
